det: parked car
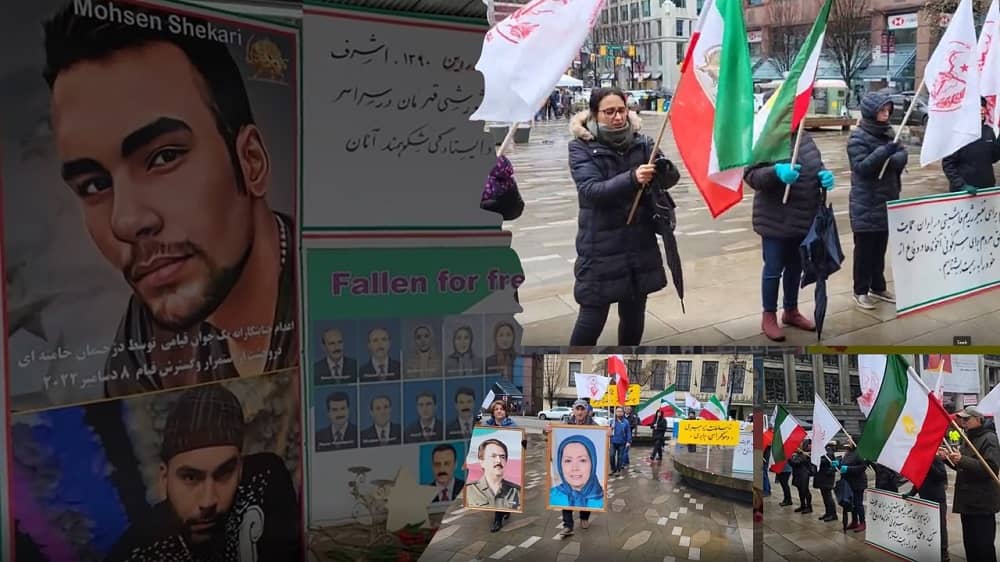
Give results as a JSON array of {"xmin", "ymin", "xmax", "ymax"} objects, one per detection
[
  {"xmin": 887, "ymin": 93, "xmax": 929, "ymax": 128},
  {"xmin": 538, "ymin": 406, "xmax": 571, "ymax": 420}
]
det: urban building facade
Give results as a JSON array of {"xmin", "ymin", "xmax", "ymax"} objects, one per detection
[
  {"xmin": 539, "ymin": 353, "xmax": 754, "ymax": 420},
  {"xmin": 587, "ymin": 0, "xmax": 702, "ymax": 91},
  {"xmin": 760, "ymin": 353, "xmax": 1000, "ymax": 437},
  {"xmin": 744, "ymin": 0, "xmax": 947, "ymax": 96}
]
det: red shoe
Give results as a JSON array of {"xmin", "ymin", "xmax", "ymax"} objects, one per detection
[
  {"xmin": 782, "ymin": 309, "xmax": 816, "ymax": 332},
  {"xmin": 846, "ymin": 522, "xmax": 859, "ymax": 530},
  {"xmin": 853, "ymin": 523, "xmax": 866, "ymax": 533},
  {"xmin": 762, "ymin": 312, "xmax": 785, "ymax": 341}
]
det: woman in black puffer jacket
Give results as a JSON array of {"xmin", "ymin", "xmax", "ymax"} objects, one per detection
[
  {"xmin": 743, "ymin": 114, "xmax": 834, "ymax": 341},
  {"xmin": 847, "ymin": 91, "xmax": 907, "ymax": 312},
  {"xmin": 567, "ymin": 87, "xmax": 680, "ymax": 345}
]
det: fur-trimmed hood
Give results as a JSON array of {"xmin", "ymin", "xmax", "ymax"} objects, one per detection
[{"xmin": 569, "ymin": 110, "xmax": 644, "ymax": 141}]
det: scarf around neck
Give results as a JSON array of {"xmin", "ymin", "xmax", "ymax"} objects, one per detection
[
  {"xmin": 859, "ymin": 118, "xmax": 892, "ymax": 139},
  {"xmin": 587, "ymin": 118, "xmax": 634, "ymax": 152}
]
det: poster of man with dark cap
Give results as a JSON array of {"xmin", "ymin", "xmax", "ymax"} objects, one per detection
[{"xmin": 105, "ymin": 383, "xmax": 301, "ymax": 561}]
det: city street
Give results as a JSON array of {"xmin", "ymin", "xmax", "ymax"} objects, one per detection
[
  {"xmin": 420, "ymin": 432, "xmax": 752, "ymax": 562},
  {"xmin": 762, "ymin": 470, "xmax": 997, "ymax": 561},
  {"xmin": 507, "ymin": 115, "xmax": 1000, "ymax": 346}
]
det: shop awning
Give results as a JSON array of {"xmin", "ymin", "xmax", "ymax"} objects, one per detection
[
  {"xmin": 859, "ymin": 45, "xmax": 917, "ymax": 80},
  {"xmin": 491, "ymin": 380, "xmax": 523, "ymax": 398}
]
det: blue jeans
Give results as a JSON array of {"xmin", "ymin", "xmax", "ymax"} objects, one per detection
[
  {"xmin": 611, "ymin": 443, "xmax": 627, "ymax": 472},
  {"xmin": 761, "ymin": 236, "xmax": 803, "ymax": 312},
  {"xmin": 763, "ymin": 462, "xmax": 771, "ymax": 496}
]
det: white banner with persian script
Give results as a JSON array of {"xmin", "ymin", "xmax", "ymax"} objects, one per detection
[
  {"xmin": 887, "ymin": 188, "xmax": 1000, "ymax": 315},
  {"xmin": 731, "ymin": 431, "xmax": 753, "ymax": 473},
  {"xmin": 865, "ymin": 489, "xmax": 941, "ymax": 562}
]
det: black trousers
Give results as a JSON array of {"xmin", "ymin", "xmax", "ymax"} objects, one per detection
[
  {"xmin": 796, "ymin": 483, "xmax": 812, "ymax": 508},
  {"xmin": 776, "ymin": 472, "xmax": 792, "ymax": 503},
  {"xmin": 853, "ymin": 231, "xmax": 889, "ymax": 296},
  {"xmin": 562, "ymin": 509, "xmax": 589, "ymax": 530},
  {"xmin": 652, "ymin": 436, "xmax": 665, "ymax": 460},
  {"xmin": 569, "ymin": 297, "xmax": 647, "ymax": 346},
  {"xmin": 961, "ymin": 513, "xmax": 997, "ymax": 562},
  {"xmin": 820, "ymin": 488, "xmax": 836, "ymax": 516}
]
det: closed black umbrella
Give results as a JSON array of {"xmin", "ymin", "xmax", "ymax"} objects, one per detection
[
  {"xmin": 650, "ymin": 165, "xmax": 685, "ymax": 313},
  {"xmin": 799, "ymin": 190, "xmax": 845, "ymax": 340}
]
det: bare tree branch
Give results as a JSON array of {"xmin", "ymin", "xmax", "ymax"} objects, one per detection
[
  {"xmin": 767, "ymin": 0, "xmax": 811, "ymax": 73},
  {"xmin": 826, "ymin": 0, "xmax": 873, "ymax": 107},
  {"xmin": 543, "ymin": 354, "xmax": 563, "ymax": 409}
]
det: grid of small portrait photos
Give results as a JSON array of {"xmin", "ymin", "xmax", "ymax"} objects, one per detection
[{"xmin": 308, "ymin": 314, "xmax": 524, "ymax": 521}]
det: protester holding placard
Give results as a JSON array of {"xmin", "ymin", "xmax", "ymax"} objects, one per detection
[
  {"xmin": 942, "ymin": 98, "xmax": 1000, "ymax": 195},
  {"xmin": 567, "ymin": 88, "xmax": 680, "ymax": 346},
  {"xmin": 544, "ymin": 399, "xmax": 606, "ymax": 536},
  {"xmin": 846, "ymin": 91, "xmax": 905, "ymax": 312},
  {"xmin": 480, "ymin": 400, "xmax": 524, "ymax": 533}
]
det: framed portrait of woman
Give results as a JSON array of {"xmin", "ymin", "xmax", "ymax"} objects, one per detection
[
  {"xmin": 545, "ymin": 424, "xmax": 610, "ymax": 512},
  {"xmin": 462, "ymin": 426, "xmax": 526, "ymax": 513}
]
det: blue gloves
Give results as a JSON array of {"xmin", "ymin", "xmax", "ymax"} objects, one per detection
[
  {"xmin": 818, "ymin": 169, "xmax": 835, "ymax": 191},
  {"xmin": 830, "ymin": 460, "xmax": 840, "ymax": 469},
  {"xmin": 840, "ymin": 465, "xmax": 848, "ymax": 474},
  {"xmin": 775, "ymin": 163, "xmax": 801, "ymax": 184},
  {"xmin": 964, "ymin": 184, "xmax": 979, "ymax": 196}
]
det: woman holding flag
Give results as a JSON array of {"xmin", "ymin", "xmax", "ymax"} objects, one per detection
[
  {"xmin": 567, "ymin": 87, "xmax": 680, "ymax": 346},
  {"xmin": 743, "ymin": 99, "xmax": 835, "ymax": 341}
]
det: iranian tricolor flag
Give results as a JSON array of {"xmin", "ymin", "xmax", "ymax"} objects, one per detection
[
  {"xmin": 669, "ymin": 0, "xmax": 754, "ymax": 218},
  {"xmin": 855, "ymin": 355, "xmax": 951, "ymax": 488},
  {"xmin": 636, "ymin": 385, "xmax": 685, "ymax": 424},
  {"xmin": 769, "ymin": 405, "xmax": 807, "ymax": 473},
  {"xmin": 750, "ymin": 0, "xmax": 831, "ymax": 164},
  {"xmin": 699, "ymin": 395, "xmax": 727, "ymax": 420},
  {"xmin": 608, "ymin": 355, "xmax": 630, "ymax": 405}
]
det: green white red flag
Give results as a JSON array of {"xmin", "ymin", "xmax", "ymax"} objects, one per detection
[
  {"xmin": 769, "ymin": 405, "xmax": 807, "ymax": 473},
  {"xmin": 699, "ymin": 395, "xmax": 727, "ymax": 420},
  {"xmin": 855, "ymin": 355, "xmax": 951, "ymax": 488},
  {"xmin": 636, "ymin": 385, "xmax": 684, "ymax": 424},
  {"xmin": 669, "ymin": 0, "xmax": 754, "ymax": 217},
  {"xmin": 750, "ymin": 0, "xmax": 831, "ymax": 164}
]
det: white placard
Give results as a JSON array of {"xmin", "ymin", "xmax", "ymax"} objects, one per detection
[
  {"xmin": 731, "ymin": 431, "xmax": 753, "ymax": 473},
  {"xmin": 302, "ymin": 5, "xmax": 499, "ymax": 230},
  {"xmin": 887, "ymin": 12, "xmax": 918, "ymax": 30},
  {"xmin": 886, "ymin": 189, "xmax": 1000, "ymax": 316},
  {"xmin": 865, "ymin": 489, "xmax": 941, "ymax": 562},
  {"xmin": 919, "ymin": 354, "xmax": 982, "ymax": 394}
]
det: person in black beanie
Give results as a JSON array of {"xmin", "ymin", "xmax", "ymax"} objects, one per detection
[
  {"xmin": 942, "ymin": 96, "xmax": 1000, "ymax": 195},
  {"xmin": 107, "ymin": 383, "xmax": 301, "ymax": 562}
]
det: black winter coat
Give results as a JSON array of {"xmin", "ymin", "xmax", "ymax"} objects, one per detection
[
  {"xmin": 840, "ymin": 449, "xmax": 869, "ymax": 492},
  {"xmin": 950, "ymin": 425, "xmax": 1000, "ymax": 514},
  {"xmin": 743, "ymin": 130, "xmax": 826, "ymax": 239},
  {"xmin": 568, "ymin": 111, "xmax": 677, "ymax": 307},
  {"xmin": 813, "ymin": 455, "xmax": 837, "ymax": 490},
  {"xmin": 847, "ymin": 91, "xmax": 907, "ymax": 233},
  {"xmin": 873, "ymin": 463, "xmax": 900, "ymax": 492},
  {"xmin": 789, "ymin": 451, "xmax": 813, "ymax": 487},
  {"xmin": 914, "ymin": 457, "xmax": 948, "ymax": 504},
  {"xmin": 942, "ymin": 124, "xmax": 1000, "ymax": 189}
]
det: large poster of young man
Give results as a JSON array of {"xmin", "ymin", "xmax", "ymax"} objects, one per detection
[
  {"xmin": 0, "ymin": 0, "xmax": 300, "ymax": 411},
  {"xmin": 11, "ymin": 374, "xmax": 303, "ymax": 561}
]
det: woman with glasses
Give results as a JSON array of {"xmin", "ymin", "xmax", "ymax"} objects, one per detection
[{"xmin": 567, "ymin": 87, "xmax": 680, "ymax": 346}]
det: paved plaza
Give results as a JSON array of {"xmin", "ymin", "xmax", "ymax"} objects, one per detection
[
  {"xmin": 420, "ymin": 428, "xmax": 752, "ymax": 562},
  {"xmin": 762, "ymin": 469, "xmax": 1000, "ymax": 561},
  {"xmin": 507, "ymin": 115, "xmax": 1000, "ymax": 347}
]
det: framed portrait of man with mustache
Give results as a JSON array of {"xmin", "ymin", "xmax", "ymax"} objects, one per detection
[{"xmin": 463, "ymin": 427, "xmax": 525, "ymax": 513}]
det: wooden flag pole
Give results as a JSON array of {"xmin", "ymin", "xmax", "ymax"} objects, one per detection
[
  {"xmin": 949, "ymin": 419, "xmax": 1000, "ymax": 486},
  {"xmin": 877, "ymin": 82, "xmax": 926, "ymax": 180},
  {"xmin": 781, "ymin": 124, "xmax": 806, "ymax": 205},
  {"xmin": 627, "ymin": 108, "xmax": 673, "ymax": 225},
  {"xmin": 496, "ymin": 122, "xmax": 520, "ymax": 158}
]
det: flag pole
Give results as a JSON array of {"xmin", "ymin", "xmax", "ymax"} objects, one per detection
[
  {"xmin": 877, "ymin": 82, "xmax": 926, "ymax": 180},
  {"xmin": 949, "ymin": 420, "xmax": 1000, "ymax": 486},
  {"xmin": 781, "ymin": 124, "xmax": 806, "ymax": 205},
  {"xmin": 627, "ymin": 108, "xmax": 673, "ymax": 225},
  {"xmin": 496, "ymin": 122, "xmax": 520, "ymax": 157}
]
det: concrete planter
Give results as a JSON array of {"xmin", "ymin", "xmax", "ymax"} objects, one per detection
[
  {"xmin": 488, "ymin": 125, "xmax": 509, "ymax": 145},
  {"xmin": 513, "ymin": 125, "xmax": 531, "ymax": 144}
]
